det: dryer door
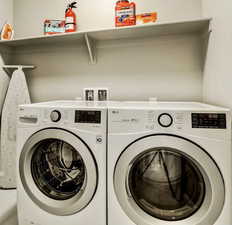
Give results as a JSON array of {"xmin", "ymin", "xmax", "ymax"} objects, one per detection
[
  {"xmin": 19, "ymin": 128, "xmax": 97, "ymax": 216},
  {"xmin": 114, "ymin": 135, "xmax": 224, "ymax": 225}
]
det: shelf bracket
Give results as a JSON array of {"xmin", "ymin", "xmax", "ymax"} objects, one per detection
[
  {"xmin": 200, "ymin": 19, "xmax": 213, "ymax": 71},
  {"xmin": 208, "ymin": 19, "xmax": 213, "ymax": 34},
  {"xmin": 201, "ymin": 19, "xmax": 212, "ymax": 39},
  {"xmin": 84, "ymin": 33, "xmax": 96, "ymax": 64},
  {"xmin": 2, "ymin": 65, "xmax": 36, "ymax": 76}
]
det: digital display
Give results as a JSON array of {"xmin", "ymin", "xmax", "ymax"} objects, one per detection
[
  {"xmin": 75, "ymin": 110, "xmax": 101, "ymax": 124},
  {"xmin": 192, "ymin": 113, "xmax": 226, "ymax": 129}
]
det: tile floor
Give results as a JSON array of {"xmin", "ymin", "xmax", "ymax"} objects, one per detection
[{"xmin": 0, "ymin": 189, "xmax": 17, "ymax": 225}]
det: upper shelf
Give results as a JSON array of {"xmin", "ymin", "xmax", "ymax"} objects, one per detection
[
  {"xmin": 0, "ymin": 17, "xmax": 211, "ymax": 63},
  {"xmin": 88, "ymin": 17, "xmax": 211, "ymax": 41}
]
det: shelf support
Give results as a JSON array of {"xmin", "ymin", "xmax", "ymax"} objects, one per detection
[
  {"xmin": 2, "ymin": 65, "xmax": 36, "ymax": 76},
  {"xmin": 208, "ymin": 19, "xmax": 213, "ymax": 34},
  {"xmin": 84, "ymin": 34, "xmax": 96, "ymax": 64},
  {"xmin": 201, "ymin": 19, "xmax": 213, "ymax": 71}
]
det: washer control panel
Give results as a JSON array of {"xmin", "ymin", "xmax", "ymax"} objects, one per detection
[{"xmin": 75, "ymin": 110, "xmax": 101, "ymax": 124}]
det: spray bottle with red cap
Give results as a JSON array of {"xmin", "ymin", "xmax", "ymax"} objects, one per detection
[{"xmin": 65, "ymin": 1, "xmax": 77, "ymax": 33}]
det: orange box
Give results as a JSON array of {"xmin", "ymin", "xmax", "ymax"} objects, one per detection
[
  {"xmin": 136, "ymin": 12, "xmax": 158, "ymax": 25},
  {"xmin": 44, "ymin": 20, "xmax": 65, "ymax": 35}
]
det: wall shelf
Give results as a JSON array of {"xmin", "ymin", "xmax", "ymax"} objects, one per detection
[
  {"xmin": 0, "ymin": 18, "xmax": 211, "ymax": 64},
  {"xmin": 2, "ymin": 65, "xmax": 35, "ymax": 76}
]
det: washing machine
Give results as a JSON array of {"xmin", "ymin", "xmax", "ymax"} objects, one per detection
[
  {"xmin": 108, "ymin": 101, "xmax": 231, "ymax": 225},
  {"xmin": 17, "ymin": 101, "xmax": 107, "ymax": 225}
]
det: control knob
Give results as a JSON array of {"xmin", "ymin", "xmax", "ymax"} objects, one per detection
[
  {"xmin": 50, "ymin": 110, "xmax": 61, "ymax": 122},
  {"xmin": 158, "ymin": 113, "xmax": 173, "ymax": 128}
]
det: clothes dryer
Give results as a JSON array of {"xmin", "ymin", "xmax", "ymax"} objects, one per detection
[
  {"xmin": 17, "ymin": 101, "xmax": 107, "ymax": 225},
  {"xmin": 108, "ymin": 102, "xmax": 231, "ymax": 225}
]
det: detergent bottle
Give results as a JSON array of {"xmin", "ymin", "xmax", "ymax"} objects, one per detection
[
  {"xmin": 65, "ymin": 1, "xmax": 77, "ymax": 33},
  {"xmin": 115, "ymin": 0, "xmax": 136, "ymax": 27}
]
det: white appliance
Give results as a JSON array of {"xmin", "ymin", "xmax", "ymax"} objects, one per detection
[
  {"xmin": 17, "ymin": 101, "xmax": 107, "ymax": 225},
  {"xmin": 108, "ymin": 102, "xmax": 231, "ymax": 225}
]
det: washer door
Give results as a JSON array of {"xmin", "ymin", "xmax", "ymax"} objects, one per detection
[
  {"xmin": 19, "ymin": 128, "xmax": 97, "ymax": 216},
  {"xmin": 114, "ymin": 135, "xmax": 224, "ymax": 225}
]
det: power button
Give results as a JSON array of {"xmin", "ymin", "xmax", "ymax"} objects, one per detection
[
  {"xmin": 158, "ymin": 113, "xmax": 173, "ymax": 128},
  {"xmin": 50, "ymin": 110, "xmax": 61, "ymax": 122}
]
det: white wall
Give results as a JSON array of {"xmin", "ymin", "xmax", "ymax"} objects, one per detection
[
  {"xmin": 0, "ymin": 0, "xmax": 13, "ymax": 64},
  {"xmin": 14, "ymin": 0, "xmax": 202, "ymax": 38},
  {"xmin": 12, "ymin": 0, "xmax": 203, "ymax": 102},
  {"xmin": 0, "ymin": 0, "xmax": 13, "ymax": 29},
  {"xmin": 12, "ymin": 34, "xmax": 203, "ymax": 102},
  {"xmin": 202, "ymin": 1, "xmax": 232, "ymax": 108}
]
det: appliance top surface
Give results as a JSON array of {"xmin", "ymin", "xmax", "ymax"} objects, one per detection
[
  {"xmin": 108, "ymin": 101, "xmax": 230, "ymax": 111},
  {"xmin": 20, "ymin": 101, "xmax": 230, "ymax": 112},
  {"xmin": 20, "ymin": 101, "xmax": 109, "ymax": 109}
]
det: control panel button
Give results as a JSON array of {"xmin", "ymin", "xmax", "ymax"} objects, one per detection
[
  {"xmin": 175, "ymin": 113, "xmax": 184, "ymax": 124},
  {"xmin": 97, "ymin": 137, "xmax": 102, "ymax": 143},
  {"xmin": 96, "ymin": 135, "xmax": 103, "ymax": 144},
  {"xmin": 50, "ymin": 110, "xmax": 61, "ymax": 122},
  {"xmin": 158, "ymin": 113, "xmax": 173, "ymax": 128}
]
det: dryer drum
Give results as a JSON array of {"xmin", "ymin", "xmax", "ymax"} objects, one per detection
[
  {"xmin": 128, "ymin": 148, "xmax": 205, "ymax": 221},
  {"xmin": 31, "ymin": 139, "xmax": 86, "ymax": 201}
]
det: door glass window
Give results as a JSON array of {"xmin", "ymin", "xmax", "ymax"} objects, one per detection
[
  {"xmin": 31, "ymin": 139, "xmax": 86, "ymax": 200},
  {"xmin": 128, "ymin": 148, "xmax": 205, "ymax": 221}
]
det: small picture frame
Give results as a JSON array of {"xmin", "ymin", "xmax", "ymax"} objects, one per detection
[
  {"xmin": 98, "ymin": 89, "xmax": 108, "ymax": 101},
  {"xmin": 83, "ymin": 88, "xmax": 109, "ymax": 101},
  {"xmin": 84, "ymin": 89, "xmax": 94, "ymax": 101}
]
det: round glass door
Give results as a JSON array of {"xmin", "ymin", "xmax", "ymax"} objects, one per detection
[
  {"xmin": 31, "ymin": 139, "xmax": 86, "ymax": 201},
  {"xmin": 128, "ymin": 148, "xmax": 205, "ymax": 221},
  {"xmin": 114, "ymin": 135, "xmax": 224, "ymax": 225},
  {"xmin": 20, "ymin": 129, "xmax": 97, "ymax": 216}
]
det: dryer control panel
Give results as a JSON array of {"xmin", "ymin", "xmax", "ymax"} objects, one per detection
[
  {"xmin": 192, "ymin": 113, "xmax": 226, "ymax": 129},
  {"xmin": 108, "ymin": 108, "xmax": 230, "ymax": 140}
]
